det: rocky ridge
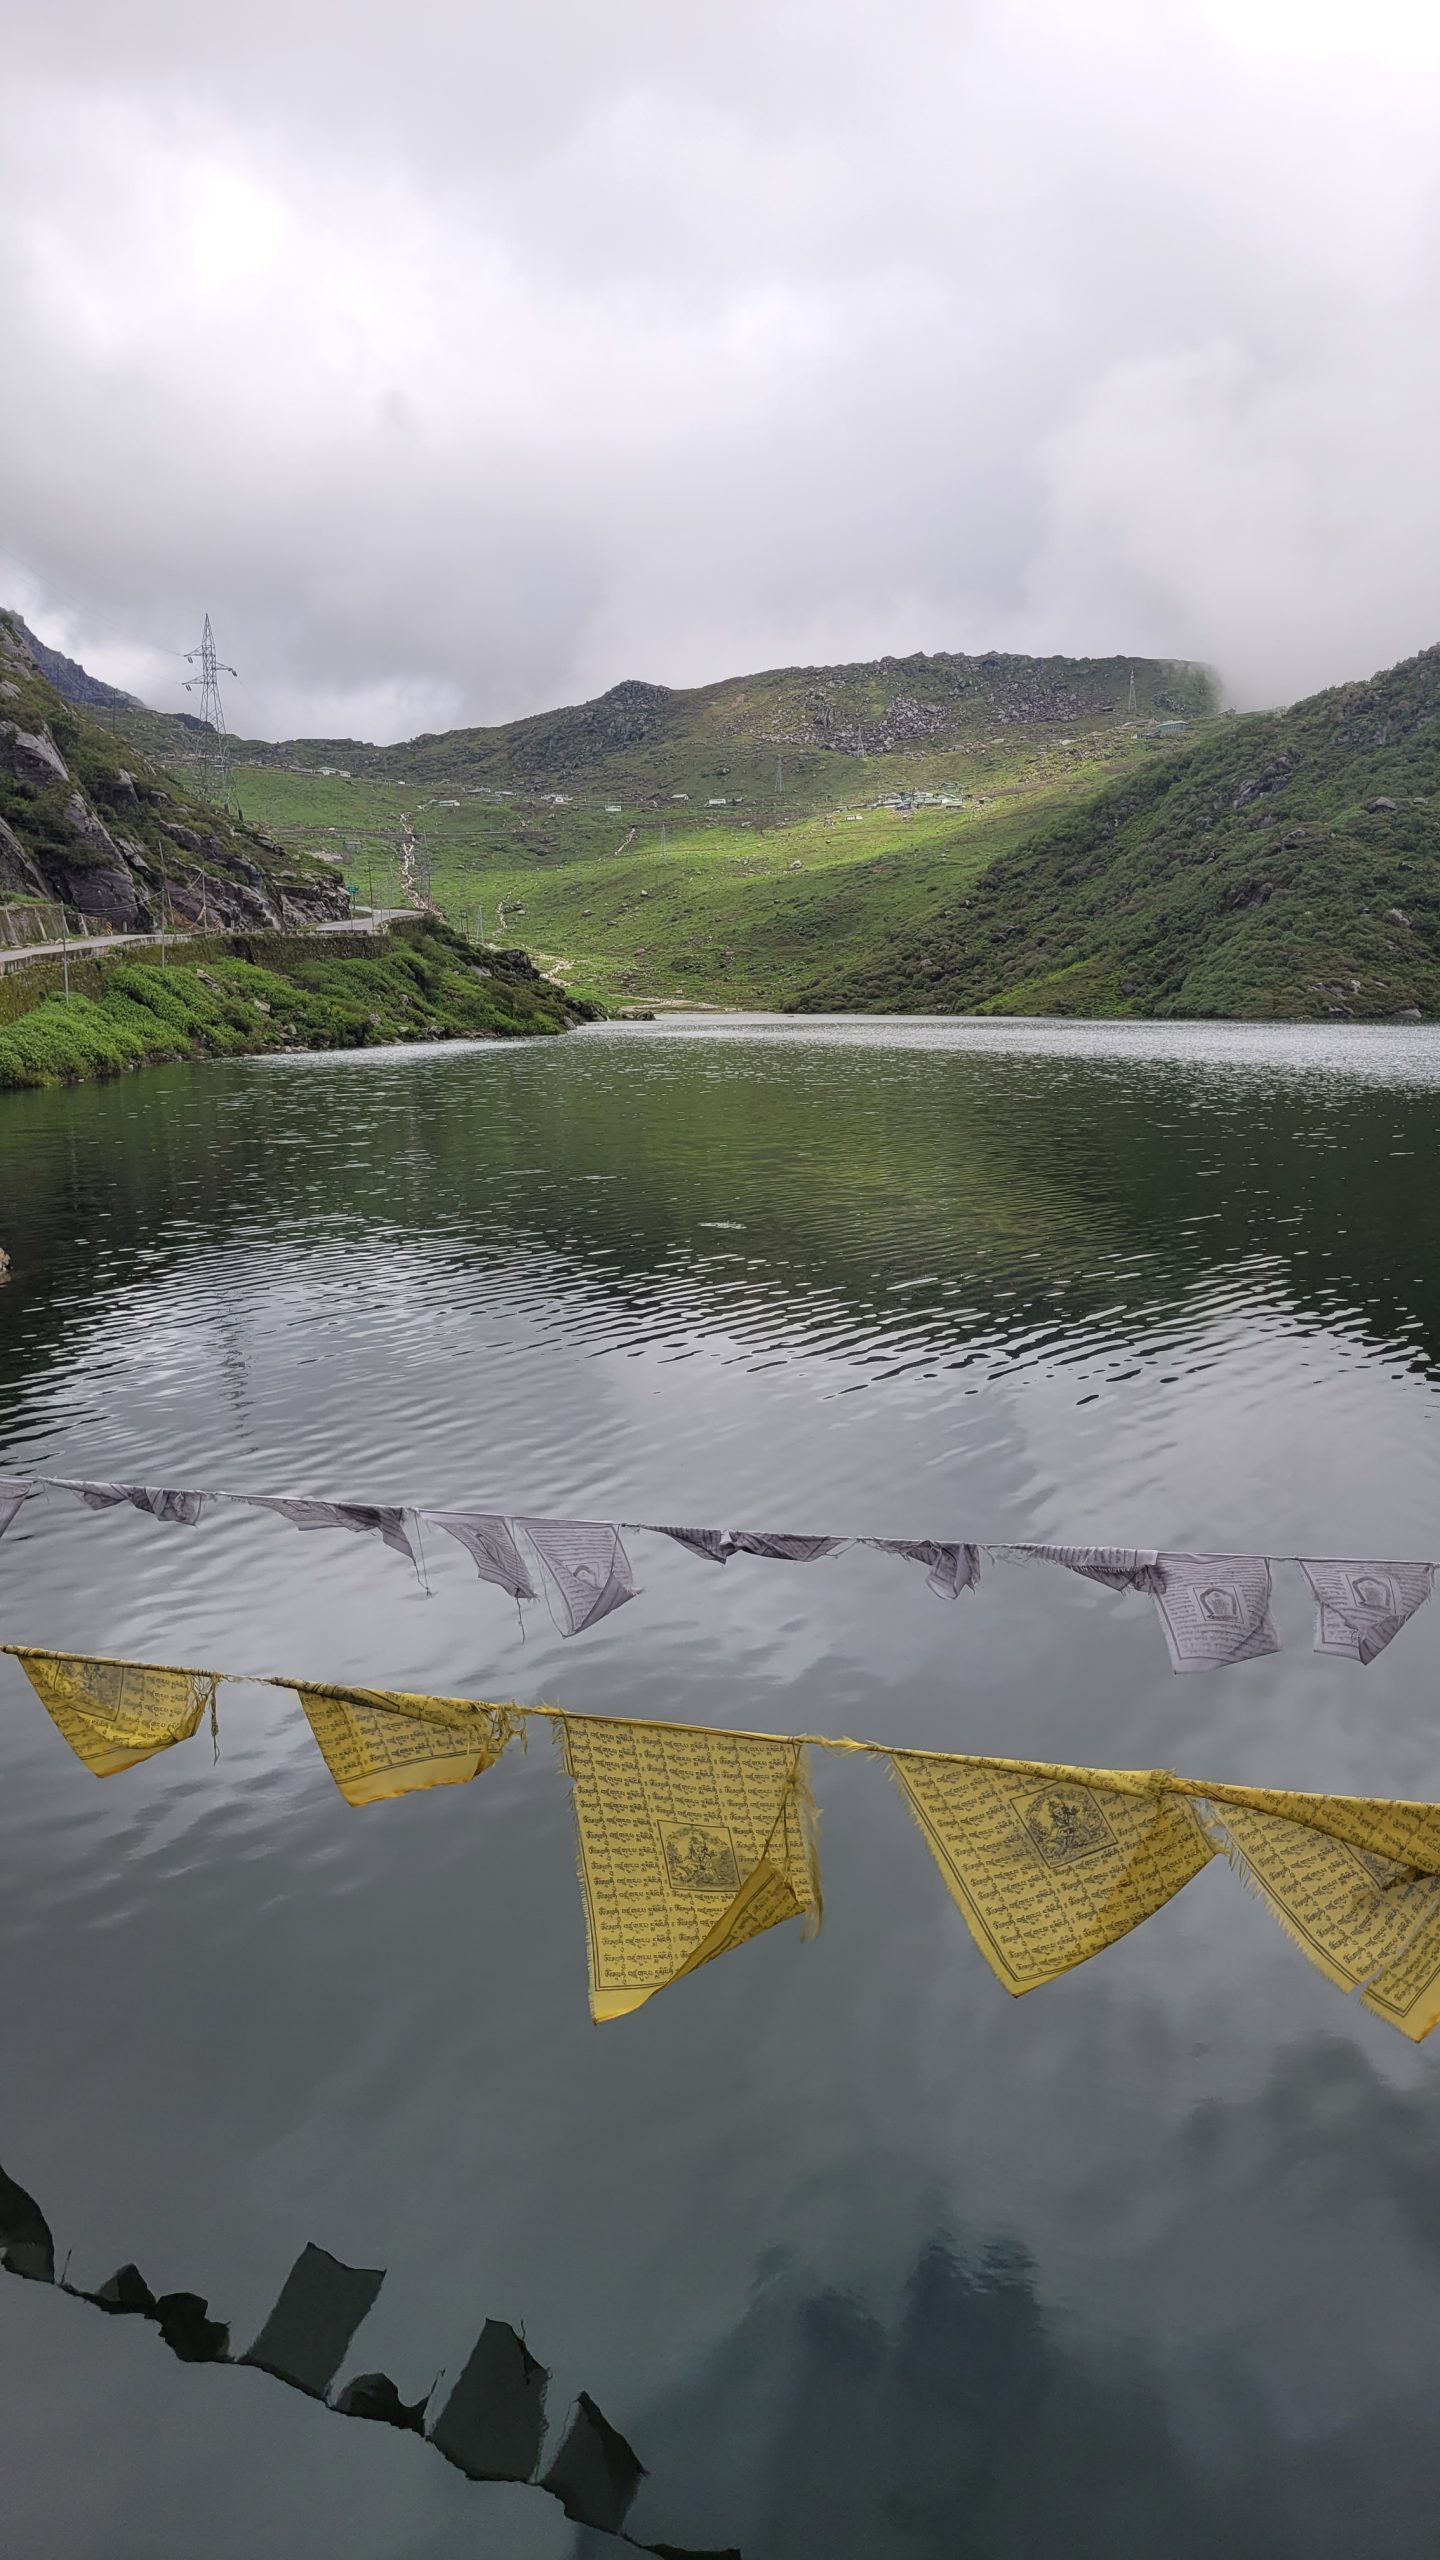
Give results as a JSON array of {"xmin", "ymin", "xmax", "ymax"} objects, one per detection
[{"xmin": 0, "ymin": 615, "xmax": 348, "ymax": 937}]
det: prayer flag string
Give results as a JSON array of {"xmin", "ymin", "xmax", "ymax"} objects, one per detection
[
  {"xmin": 6, "ymin": 1641, "xmax": 1440, "ymax": 2042},
  {"xmin": 1, "ymin": 1474, "xmax": 1436, "ymax": 1674}
]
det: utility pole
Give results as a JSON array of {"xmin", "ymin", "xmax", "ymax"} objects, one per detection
[
  {"xmin": 182, "ymin": 614, "xmax": 238, "ymax": 809},
  {"xmin": 60, "ymin": 904, "xmax": 71, "ymax": 1005}
]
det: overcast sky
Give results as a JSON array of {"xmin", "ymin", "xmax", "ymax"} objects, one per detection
[{"xmin": 3, "ymin": 0, "xmax": 1439, "ymax": 741}]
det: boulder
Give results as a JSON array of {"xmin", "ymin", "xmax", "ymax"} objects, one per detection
[
  {"xmin": 0, "ymin": 722, "xmax": 68, "ymax": 787},
  {"xmin": 1368, "ymin": 796, "xmax": 1397, "ymax": 813},
  {"xmin": 64, "ymin": 792, "xmax": 124, "ymax": 863},
  {"xmin": 0, "ymin": 813, "xmax": 46, "ymax": 898}
]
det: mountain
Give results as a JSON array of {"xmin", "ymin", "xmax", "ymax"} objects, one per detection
[
  {"xmin": 195, "ymin": 647, "xmax": 1215, "ymax": 808},
  {"xmin": 8, "ymin": 616, "xmax": 142, "ymax": 714},
  {"xmin": 791, "ymin": 644, "xmax": 1440, "ymax": 1020},
  {"xmin": 0, "ymin": 614, "xmax": 348, "ymax": 936}
]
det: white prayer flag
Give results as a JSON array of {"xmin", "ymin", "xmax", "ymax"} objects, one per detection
[
  {"xmin": 424, "ymin": 1512, "xmax": 535, "ymax": 1601},
  {"xmin": 868, "ymin": 1540, "xmax": 980, "ymax": 1599},
  {"xmin": 516, "ymin": 1519, "xmax": 637, "ymax": 1636},
  {"xmin": 1152, "ymin": 1554, "xmax": 1278, "ymax": 1674},
  {"xmin": 58, "ymin": 1480, "xmax": 205, "ymax": 1525},
  {"xmin": 638, "ymin": 1524, "xmax": 734, "ymax": 1563},
  {"xmin": 247, "ymin": 1496, "xmax": 415, "ymax": 1563},
  {"xmin": 726, "ymin": 1533, "xmax": 842, "ymax": 1562},
  {"xmin": 1300, "ymin": 1559, "xmax": 1433, "ymax": 1666},
  {"xmin": 1011, "ymin": 1545, "xmax": 1163, "ymax": 1594}
]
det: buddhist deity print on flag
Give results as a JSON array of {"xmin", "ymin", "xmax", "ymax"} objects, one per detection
[
  {"xmin": 517, "ymin": 1519, "xmax": 637, "ymax": 1636},
  {"xmin": 890, "ymin": 1750, "xmax": 1212, "ymax": 1997},
  {"xmin": 1299, "ymin": 1559, "xmax": 1434, "ymax": 1665},
  {"xmin": 558, "ymin": 1714, "xmax": 820, "ymax": 2019},
  {"xmin": 1151, "ymin": 1554, "xmax": 1278, "ymax": 1672}
]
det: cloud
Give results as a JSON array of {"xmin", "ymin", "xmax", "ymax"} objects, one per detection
[{"xmin": 1, "ymin": 0, "xmax": 1438, "ymax": 735}]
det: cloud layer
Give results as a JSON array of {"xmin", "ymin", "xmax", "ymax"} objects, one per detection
[{"xmin": 3, "ymin": 0, "xmax": 1439, "ymax": 738}]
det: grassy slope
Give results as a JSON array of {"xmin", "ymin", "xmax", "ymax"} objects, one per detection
[
  {"xmin": 228, "ymin": 737, "xmax": 1173, "ymax": 1007},
  {"xmin": 0, "ymin": 923, "xmax": 591, "ymax": 1091},
  {"xmin": 792, "ymin": 646, "xmax": 1440, "ymax": 1020}
]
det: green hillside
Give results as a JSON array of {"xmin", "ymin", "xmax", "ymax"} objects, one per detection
[
  {"xmin": 0, "ymin": 921, "xmax": 593, "ymax": 1092},
  {"xmin": 128, "ymin": 647, "xmax": 1213, "ymax": 807},
  {"xmin": 792, "ymin": 645, "xmax": 1440, "ymax": 1021},
  {"xmin": 212, "ymin": 649, "xmax": 1213, "ymax": 1006}
]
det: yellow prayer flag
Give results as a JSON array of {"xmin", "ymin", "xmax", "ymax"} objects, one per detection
[
  {"xmin": 295, "ymin": 1685, "xmax": 519, "ymax": 1808},
  {"xmin": 1198, "ymin": 1785, "xmax": 1440, "ymax": 2043},
  {"xmin": 891, "ymin": 1751, "xmax": 1213, "ymax": 1998},
  {"xmin": 558, "ymin": 1715, "xmax": 821, "ymax": 2021},
  {"xmin": 16, "ymin": 1649, "xmax": 215, "ymax": 1778}
]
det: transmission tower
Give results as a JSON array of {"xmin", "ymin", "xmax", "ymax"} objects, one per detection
[
  {"xmin": 182, "ymin": 614, "xmax": 238, "ymax": 807},
  {"xmin": 1125, "ymin": 667, "xmax": 1138, "ymax": 719}
]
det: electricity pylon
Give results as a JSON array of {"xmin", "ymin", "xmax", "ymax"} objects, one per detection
[{"xmin": 182, "ymin": 615, "xmax": 238, "ymax": 806}]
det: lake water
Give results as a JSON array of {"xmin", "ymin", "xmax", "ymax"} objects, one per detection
[{"xmin": 4, "ymin": 1012, "xmax": 1440, "ymax": 2557}]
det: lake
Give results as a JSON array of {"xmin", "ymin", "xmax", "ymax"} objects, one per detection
[{"xmin": 3, "ymin": 1012, "xmax": 1440, "ymax": 2558}]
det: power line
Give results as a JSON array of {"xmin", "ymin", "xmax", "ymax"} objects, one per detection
[{"xmin": 182, "ymin": 614, "xmax": 238, "ymax": 808}]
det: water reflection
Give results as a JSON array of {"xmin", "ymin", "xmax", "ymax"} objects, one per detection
[{"xmin": 0, "ymin": 2152, "xmax": 734, "ymax": 2555}]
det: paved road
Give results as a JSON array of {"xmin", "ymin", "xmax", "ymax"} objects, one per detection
[{"xmin": 0, "ymin": 910, "xmax": 417, "ymax": 974}]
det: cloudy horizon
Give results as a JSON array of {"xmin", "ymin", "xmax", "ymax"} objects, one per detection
[{"xmin": 4, "ymin": 0, "xmax": 1440, "ymax": 744}]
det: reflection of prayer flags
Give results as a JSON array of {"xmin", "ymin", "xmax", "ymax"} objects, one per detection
[
  {"xmin": 0, "ymin": 2161, "xmax": 54, "ymax": 2283},
  {"xmin": 295, "ymin": 1685, "xmax": 517, "ymax": 1808},
  {"xmin": 153, "ymin": 2290, "xmax": 229, "ymax": 2363},
  {"xmin": 430, "ymin": 2317, "xmax": 550, "ymax": 2482},
  {"xmin": 424, "ymin": 1511, "xmax": 535, "ymax": 1600},
  {"xmin": 334, "ymin": 2371, "xmax": 428, "ymax": 2431},
  {"xmin": 88, "ymin": 2263, "xmax": 156, "ymax": 2315},
  {"xmin": 1151, "ymin": 1554, "xmax": 1278, "ymax": 1673},
  {"xmin": 726, "ymin": 1532, "xmax": 841, "ymax": 1561},
  {"xmin": 247, "ymin": 1497, "xmax": 415, "ymax": 1563},
  {"xmin": 1299, "ymin": 1559, "xmax": 1433, "ymax": 1666},
  {"xmin": 58, "ymin": 1480, "xmax": 205, "ymax": 1525},
  {"xmin": 0, "ymin": 1477, "xmax": 34, "ymax": 1541},
  {"xmin": 868, "ymin": 1539, "xmax": 980, "ymax": 1598},
  {"xmin": 542, "ymin": 2392, "xmax": 647, "ymax": 2533},
  {"xmin": 891, "ymin": 1751, "xmax": 1212, "ymax": 1997},
  {"xmin": 1010, "ymin": 1544, "xmax": 1162, "ymax": 1594},
  {"xmin": 242, "ymin": 2243, "xmax": 384, "ymax": 2398},
  {"xmin": 1201, "ymin": 1781, "xmax": 1440, "ymax": 2042},
  {"xmin": 517, "ymin": 1518, "xmax": 637, "ymax": 1636},
  {"xmin": 640, "ymin": 1525, "xmax": 734, "ymax": 1563},
  {"xmin": 14, "ymin": 1650, "xmax": 215, "ymax": 1778},
  {"xmin": 560, "ymin": 1715, "xmax": 821, "ymax": 2021}
]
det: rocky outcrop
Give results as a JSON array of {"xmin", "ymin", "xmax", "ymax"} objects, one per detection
[
  {"xmin": 0, "ymin": 609, "xmax": 352, "ymax": 938},
  {"xmin": 0, "ymin": 723, "xmax": 69, "ymax": 788},
  {"xmin": 0, "ymin": 814, "xmax": 46, "ymax": 898}
]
